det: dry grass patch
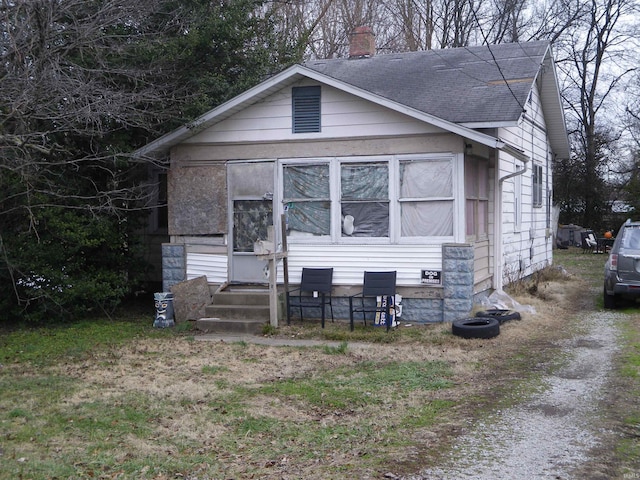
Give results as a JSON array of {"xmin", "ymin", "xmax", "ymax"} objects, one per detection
[{"xmin": 1, "ymin": 249, "xmax": 609, "ymax": 479}]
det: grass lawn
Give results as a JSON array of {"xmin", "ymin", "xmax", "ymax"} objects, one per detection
[{"xmin": 1, "ymin": 247, "xmax": 639, "ymax": 479}]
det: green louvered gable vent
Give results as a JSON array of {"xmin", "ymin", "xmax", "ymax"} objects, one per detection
[{"xmin": 292, "ymin": 86, "xmax": 321, "ymax": 133}]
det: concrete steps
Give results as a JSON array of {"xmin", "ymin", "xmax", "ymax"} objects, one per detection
[{"xmin": 196, "ymin": 285, "xmax": 270, "ymax": 334}]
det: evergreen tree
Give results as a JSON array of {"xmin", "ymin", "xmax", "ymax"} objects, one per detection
[{"xmin": 0, "ymin": 0, "xmax": 291, "ymax": 322}]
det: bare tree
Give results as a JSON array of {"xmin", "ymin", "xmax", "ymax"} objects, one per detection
[
  {"xmin": 525, "ymin": 0, "xmax": 588, "ymax": 43},
  {"xmin": 0, "ymin": 0, "xmax": 181, "ymax": 205},
  {"xmin": 554, "ymin": 0, "xmax": 639, "ymax": 228}
]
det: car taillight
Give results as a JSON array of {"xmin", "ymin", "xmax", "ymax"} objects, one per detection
[{"xmin": 610, "ymin": 253, "xmax": 618, "ymax": 271}]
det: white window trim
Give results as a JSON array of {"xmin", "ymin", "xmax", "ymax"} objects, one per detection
[
  {"xmin": 396, "ymin": 153, "xmax": 459, "ymax": 243},
  {"xmin": 532, "ymin": 163, "xmax": 543, "ymax": 208},
  {"xmin": 337, "ymin": 155, "xmax": 393, "ymax": 244}
]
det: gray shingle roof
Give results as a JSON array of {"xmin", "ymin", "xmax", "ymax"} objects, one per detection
[{"xmin": 304, "ymin": 41, "xmax": 549, "ymax": 125}]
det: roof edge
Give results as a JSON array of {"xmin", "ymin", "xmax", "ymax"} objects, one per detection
[{"xmin": 133, "ymin": 65, "xmax": 304, "ymax": 158}]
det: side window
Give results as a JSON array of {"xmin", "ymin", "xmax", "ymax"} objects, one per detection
[
  {"xmin": 514, "ymin": 164, "xmax": 522, "ymax": 231},
  {"xmin": 340, "ymin": 163, "xmax": 389, "ymax": 237},
  {"xmin": 283, "ymin": 164, "xmax": 330, "ymax": 236},
  {"xmin": 400, "ymin": 159, "xmax": 453, "ymax": 236},
  {"xmin": 622, "ymin": 227, "xmax": 640, "ymax": 249},
  {"xmin": 465, "ymin": 158, "xmax": 488, "ymax": 237},
  {"xmin": 532, "ymin": 163, "xmax": 543, "ymax": 207},
  {"xmin": 292, "ymin": 86, "xmax": 321, "ymax": 133}
]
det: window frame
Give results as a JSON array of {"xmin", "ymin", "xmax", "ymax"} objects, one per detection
[
  {"xmin": 279, "ymin": 154, "xmax": 458, "ymax": 245},
  {"xmin": 282, "ymin": 163, "xmax": 331, "ymax": 238},
  {"xmin": 340, "ymin": 161, "xmax": 391, "ymax": 239},
  {"xmin": 398, "ymin": 157, "xmax": 456, "ymax": 239},
  {"xmin": 532, "ymin": 163, "xmax": 543, "ymax": 208}
]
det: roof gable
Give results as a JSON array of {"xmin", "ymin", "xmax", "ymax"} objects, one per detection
[{"xmin": 182, "ymin": 81, "xmax": 447, "ymax": 145}]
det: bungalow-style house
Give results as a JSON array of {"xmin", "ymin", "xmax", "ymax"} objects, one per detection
[{"xmin": 135, "ymin": 30, "xmax": 569, "ymax": 323}]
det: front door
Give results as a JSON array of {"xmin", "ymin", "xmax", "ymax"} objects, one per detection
[{"xmin": 228, "ymin": 162, "xmax": 275, "ymax": 283}]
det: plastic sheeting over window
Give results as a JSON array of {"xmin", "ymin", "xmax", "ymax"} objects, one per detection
[
  {"xmin": 282, "ymin": 157, "xmax": 456, "ymax": 241},
  {"xmin": 341, "ymin": 164, "xmax": 388, "ymax": 200},
  {"xmin": 399, "ymin": 160, "xmax": 453, "ymax": 236},
  {"xmin": 340, "ymin": 163, "xmax": 389, "ymax": 237},
  {"xmin": 402, "ymin": 201, "xmax": 453, "ymax": 236},
  {"xmin": 400, "ymin": 160, "xmax": 452, "ymax": 198},
  {"xmin": 341, "ymin": 202, "xmax": 389, "ymax": 237},
  {"xmin": 284, "ymin": 165, "xmax": 330, "ymax": 236}
]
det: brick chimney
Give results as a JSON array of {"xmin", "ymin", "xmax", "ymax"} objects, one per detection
[{"xmin": 349, "ymin": 26, "xmax": 375, "ymax": 59}]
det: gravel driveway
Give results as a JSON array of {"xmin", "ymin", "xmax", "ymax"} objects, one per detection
[{"xmin": 406, "ymin": 309, "xmax": 620, "ymax": 480}]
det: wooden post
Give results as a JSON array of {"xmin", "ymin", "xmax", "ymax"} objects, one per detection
[
  {"xmin": 281, "ymin": 214, "xmax": 289, "ymax": 294},
  {"xmin": 255, "ymin": 224, "xmax": 288, "ymax": 328},
  {"xmin": 268, "ymin": 254, "xmax": 278, "ymax": 328}
]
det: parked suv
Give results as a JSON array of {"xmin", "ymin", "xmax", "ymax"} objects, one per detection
[{"xmin": 604, "ymin": 219, "xmax": 640, "ymax": 308}]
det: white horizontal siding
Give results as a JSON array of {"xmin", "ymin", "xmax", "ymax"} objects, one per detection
[
  {"xmin": 497, "ymin": 83, "xmax": 553, "ymax": 282},
  {"xmin": 185, "ymin": 244, "xmax": 444, "ymax": 287},
  {"xmin": 473, "ymin": 239, "xmax": 490, "ymax": 284},
  {"xmin": 283, "ymin": 244, "xmax": 442, "ymax": 286},
  {"xmin": 186, "ymin": 253, "xmax": 227, "ymax": 283},
  {"xmin": 183, "ymin": 82, "xmax": 444, "ymax": 144}
]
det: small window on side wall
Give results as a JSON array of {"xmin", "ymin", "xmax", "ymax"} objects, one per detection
[
  {"xmin": 292, "ymin": 86, "xmax": 321, "ymax": 133},
  {"xmin": 532, "ymin": 164, "xmax": 543, "ymax": 207}
]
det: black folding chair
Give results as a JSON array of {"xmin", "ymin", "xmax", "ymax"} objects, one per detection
[
  {"xmin": 349, "ymin": 271, "xmax": 397, "ymax": 332},
  {"xmin": 286, "ymin": 268, "xmax": 334, "ymax": 328}
]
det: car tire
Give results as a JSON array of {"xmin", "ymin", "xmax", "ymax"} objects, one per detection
[
  {"xmin": 603, "ymin": 285, "xmax": 617, "ymax": 309},
  {"xmin": 475, "ymin": 309, "xmax": 521, "ymax": 324},
  {"xmin": 452, "ymin": 317, "xmax": 500, "ymax": 339}
]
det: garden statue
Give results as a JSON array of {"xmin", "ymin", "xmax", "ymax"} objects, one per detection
[{"xmin": 153, "ymin": 292, "xmax": 175, "ymax": 328}]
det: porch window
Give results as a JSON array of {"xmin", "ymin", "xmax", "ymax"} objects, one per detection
[
  {"xmin": 532, "ymin": 163, "xmax": 543, "ymax": 207},
  {"xmin": 283, "ymin": 164, "xmax": 330, "ymax": 236},
  {"xmin": 465, "ymin": 158, "xmax": 489, "ymax": 237},
  {"xmin": 399, "ymin": 160, "xmax": 453, "ymax": 236},
  {"xmin": 282, "ymin": 155, "xmax": 454, "ymax": 243},
  {"xmin": 341, "ymin": 163, "xmax": 389, "ymax": 237}
]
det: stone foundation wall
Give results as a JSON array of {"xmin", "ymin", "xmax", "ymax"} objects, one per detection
[
  {"xmin": 442, "ymin": 243, "xmax": 474, "ymax": 322},
  {"xmin": 162, "ymin": 244, "xmax": 186, "ymax": 292}
]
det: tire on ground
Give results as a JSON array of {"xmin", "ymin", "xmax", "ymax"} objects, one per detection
[
  {"xmin": 603, "ymin": 285, "xmax": 617, "ymax": 309},
  {"xmin": 452, "ymin": 317, "xmax": 500, "ymax": 339},
  {"xmin": 475, "ymin": 309, "xmax": 521, "ymax": 324}
]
